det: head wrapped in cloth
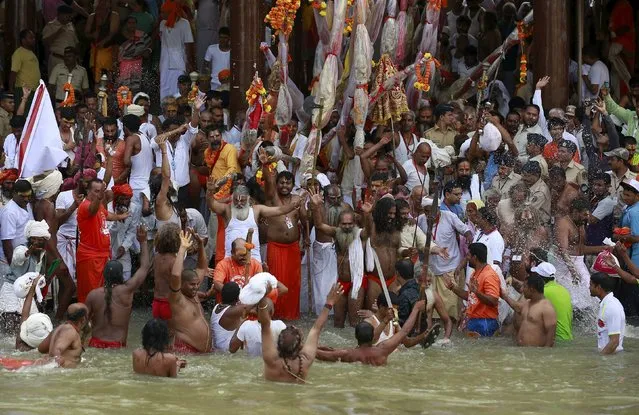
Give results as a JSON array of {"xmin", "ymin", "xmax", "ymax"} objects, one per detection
[
  {"xmin": 13, "ymin": 272, "xmax": 47, "ymax": 303},
  {"xmin": 112, "ymin": 183, "xmax": 134, "ymax": 208},
  {"xmin": 31, "ymin": 170, "xmax": 63, "ymax": 200},
  {"xmin": 20, "ymin": 312, "xmax": 53, "ymax": 348},
  {"xmin": 72, "ymin": 168, "xmax": 98, "ymax": 189},
  {"xmin": 24, "ymin": 220, "xmax": 51, "ymax": 240},
  {"xmin": 127, "ymin": 104, "xmax": 145, "ymax": 117}
]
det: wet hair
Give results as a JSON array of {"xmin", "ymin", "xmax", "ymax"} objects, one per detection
[
  {"xmin": 530, "ymin": 247, "xmax": 548, "ymax": 263},
  {"xmin": 355, "ymin": 322, "xmax": 375, "ymax": 345},
  {"xmin": 526, "ymin": 274, "xmax": 545, "ymax": 294},
  {"xmin": 103, "ymin": 116, "xmax": 118, "ymax": 128},
  {"xmin": 60, "ymin": 107, "xmax": 76, "ymax": 120},
  {"xmin": 443, "ymin": 180, "xmax": 462, "ymax": 196},
  {"xmin": 155, "ymin": 223, "xmax": 181, "ymax": 254},
  {"xmin": 396, "ymin": 259, "xmax": 414, "ymax": 280},
  {"xmin": 10, "ymin": 115, "xmax": 26, "ymax": 129},
  {"xmin": 122, "ymin": 114, "xmax": 141, "ymax": 133},
  {"xmin": 277, "ymin": 326, "xmax": 303, "ymax": 358},
  {"xmin": 142, "ymin": 318, "xmax": 170, "ymax": 357},
  {"xmin": 67, "ymin": 306, "xmax": 87, "ymax": 322},
  {"xmin": 468, "ymin": 242, "xmax": 488, "ymax": 263},
  {"xmin": 525, "ymin": 104, "xmax": 541, "ymax": 113},
  {"xmin": 590, "ymin": 272, "xmax": 616, "ymax": 293},
  {"xmin": 103, "ymin": 260, "xmax": 124, "ymax": 323},
  {"xmin": 13, "ymin": 179, "xmax": 32, "ymax": 193},
  {"xmin": 276, "ymin": 170, "xmax": 294, "ymax": 183},
  {"xmin": 547, "ymin": 117, "xmax": 566, "ymax": 129},
  {"xmin": 221, "ymin": 281, "xmax": 240, "ymax": 304},
  {"xmin": 372, "ymin": 197, "xmax": 400, "ymax": 232},
  {"xmin": 377, "ymin": 292, "xmax": 399, "ymax": 308},
  {"xmin": 478, "ymin": 206, "xmax": 498, "ymax": 226},
  {"xmin": 570, "ymin": 198, "xmax": 590, "ymax": 212}
]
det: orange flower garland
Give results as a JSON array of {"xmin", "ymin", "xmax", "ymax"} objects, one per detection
[
  {"xmin": 218, "ymin": 69, "xmax": 231, "ymax": 82},
  {"xmin": 309, "ymin": 0, "xmax": 327, "ymax": 17},
  {"xmin": 61, "ymin": 83, "xmax": 75, "ymax": 107},
  {"xmin": 246, "ymin": 75, "xmax": 271, "ymax": 112},
  {"xmin": 517, "ymin": 21, "xmax": 533, "ymax": 86},
  {"xmin": 116, "ymin": 86, "xmax": 132, "ymax": 109},
  {"xmin": 213, "ymin": 177, "xmax": 233, "ymax": 200},
  {"xmin": 256, "ymin": 162, "xmax": 278, "ymax": 186},
  {"xmin": 413, "ymin": 53, "xmax": 441, "ymax": 93},
  {"xmin": 265, "ymin": 0, "xmax": 301, "ymax": 37}
]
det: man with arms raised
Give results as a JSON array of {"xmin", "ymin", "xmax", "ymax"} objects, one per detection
[
  {"xmin": 85, "ymin": 226, "xmax": 150, "ymax": 348},
  {"xmin": 500, "ymin": 273, "xmax": 557, "ymax": 347},
  {"xmin": 309, "ymin": 188, "xmax": 370, "ymax": 327},
  {"xmin": 41, "ymin": 303, "xmax": 90, "ymax": 368},
  {"xmin": 258, "ymin": 284, "xmax": 343, "ymax": 383},
  {"xmin": 168, "ymin": 230, "xmax": 211, "ymax": 353},
  {"xmin": 316, "ymin": 299, "xmax": 426, "ymax": 365}
]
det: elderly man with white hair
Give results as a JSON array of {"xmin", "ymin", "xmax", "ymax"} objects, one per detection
[{"xmin": 0, "ymin": 220, "xmax": 51, "ymax": 334}]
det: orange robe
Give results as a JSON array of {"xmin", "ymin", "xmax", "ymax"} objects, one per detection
[{"xmin": 268, "ymin": 241, "xmax": 301, "ymax": 320}]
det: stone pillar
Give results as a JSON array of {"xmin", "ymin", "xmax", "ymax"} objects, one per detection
[
  {"xmin": 533, "ymin": 0, "xmax": 569, "ymax": 108},
  {"xmin": 229, "ymin": 0, "xmax": 266, "ymax": 117}
]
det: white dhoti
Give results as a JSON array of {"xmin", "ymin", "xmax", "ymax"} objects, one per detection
[
  {"xmin": 160, "ymin": 68, "xmax": 183, "ymax": 100},
  {"xmin": 312, "ymin": 241, "xmax": 338, "ymax": 316},
  {"xmin": 57, "ymin": 234, "xmax": 77, "ymax": 281},
  {"xmin": 554, "ymin": 254, "xmax": 598, "ymax": 312}
]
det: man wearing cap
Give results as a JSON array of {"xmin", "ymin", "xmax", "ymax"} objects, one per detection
[
  {"xmin": 557, "ymin": 140, "xmax": 587, "ymax": 188},
  {"xmin": 127, "ymin": 103, "xmax": 158, "ymax": 147},
  {"xmin": 133, "ymin": 92, "xmax": 162, "ymax": 133},
  {"xmin": 48, "ymin": 47, "xmax": 89, "ymax": 105},
  {"xmin": 42, "ymin": 5, "xmax": 79, "ymax": 71},
  {"xmin": 513, "ymin": 104, "xmax": 542, "ymax": 163},
  {"xmin": 589, "ymin": 272, "xmax": 625, "ymax": 355},
  {"xmin": 85, "ymin": 225, "xmax": 150, "ymax": 349},
  {"xmin": 491, "ymin": 154, "xmax": 521, "ymax": 199},
  {"xmin": 607, "ymin": 147, "xmax": 635, "ymax": 202},
  {"xmin": 0, "ymin": 168, "xmax": 18, "ymax": 208},
  {"xmin": 521, "ymin": 161, "xmax": 551, "ymax": 224},
  {"xmin": 526, "ymin": 133, "xmax": 549, "ymax": 178},
  {"xmin": 543, "ymin": 117, "xmax": 581, "ymax": 166},
  {"xmin": 616, "ymin": 179, "xmax": 639, "ymax": 267},
  {"xmin": 424, "ymin": 104, "xmax": 457, "ymax": 148},
  {"xmin": 530, "ymin": 262, "xmax": 573, "ymax": 341}
]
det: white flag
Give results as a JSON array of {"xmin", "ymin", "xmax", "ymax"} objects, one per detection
[{"xmin": 18, "ymin": 80, "xmax": 68, "ymax": 178}]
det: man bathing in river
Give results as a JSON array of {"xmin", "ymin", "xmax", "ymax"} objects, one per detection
[
  {"xmin": 500, "ymin": 273, "xmax": 557, "ymax": 347},
  {"xmin": 39, "ymin": 303, "xmax": 90, "ymax": 368},
  {"xmin": 315, "ymin": 300, "xmax": 426, "ymax": 365},
  {"xmin": 169, "ymin": 230, "xmax": 211, "ymax": 353},
  {"xmin": 258, "ymin": 284, "xmax": 344, "ymax": 383},
  {"xmin": 133, "ymin": 319, "xmax": 186, "ymax": 377}
]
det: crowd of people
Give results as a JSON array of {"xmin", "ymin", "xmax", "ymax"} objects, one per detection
[{"xmin": 0, "ymin": 0, "xmax": 637, "ymax": 383}]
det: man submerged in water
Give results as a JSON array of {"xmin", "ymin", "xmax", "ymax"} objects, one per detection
[
  {"xmin": 258, "ymin": 284, "xmax": 344, "ymax": 383},
  {"xmin": 501, "ymin": 274, "xmax": 557, "ymax": 347},
  {"xmin": 133, "ymin": 319, "xmax": 186, "ymax": 377},
  {"xmin": 38, "ymin": 303, "xmax": 91, "ymax": 368},
  {"xmin": 315, "ymin": 299, "xmax": 426, "ymax": 366}
]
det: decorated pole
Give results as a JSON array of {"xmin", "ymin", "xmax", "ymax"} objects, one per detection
[{"xmin": 243, "ymin": 228, "xmax": 255, "ymax": 280}]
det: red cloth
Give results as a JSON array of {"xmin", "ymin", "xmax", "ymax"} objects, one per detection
[
  {"xmin": 112, "ymin": 183, "xmax": 133, "ymax": 198},
  {"xmin": 77, "ymin": 200, "xmax": 111, "ymax": 259},
  {"xmin": 88, "ymin": 337, "xmax": 126, "ymax": 349},
  {"xmin": 76, "ymin": 256, "xmax": 108, "ymax": 303},
  {"xmin": 0, "ymin": 357, "xmax": 38, "ymax": 370},
  {"xmin": 215, "ymin": 214, "xmax": 226, "ymax": 264},
  {"xmin": 152, "ymin": 297, "xmax": 172, "ymax": 320},
  {"xmin": 0, "ymin": 168, "xmax": 18, "ymax": 184},
  {"xmin": 268, "ymin": 241, "xmax": 301, "ymax": 320},
  {"xmin": 338, "ymin": 278, "xmax": 368, "ymax": 296},
  {"xmin": 172, "ymin": 338, "xmax": 201, "ymax": 354},
  {"xmin": 365, "ymin": 273, "xmax": 397, "ymax": 289}
]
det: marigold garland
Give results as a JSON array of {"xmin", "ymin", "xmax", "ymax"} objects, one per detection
[
  {"xmin": 246, "ymin": 75, "xmax": 272, "ymax": 112},
  {"xmin": 61, "ymin": 83, "xmax": 75, "ymax": 107},
  {"xmin": 309, "ymin": 0, "xmax": 327, "ymax": 17},
  {"xmin": 116, "ymin": 85, "xmax": 132, "ymax": 109},
  {"xmin": 427, "ymin": 0, "xmax": 448, "ymax": 11},
  {"xmin": 517, "ymin": 21, "xmax": 533, "ymax": 86},
  {"xmin": 213, "ymin": 176, "xmax": 233, "ymax": 200},
  {"xmin": 255, "ymin": 162, "xmax": 278, "ymax": 186},
  {"xmin": 413, "ymin": 53, "xmax": 441, "ymax": 93},
  {"xmin": 265, "ymin": 0, "xmax": 301, "ymax": 37}
]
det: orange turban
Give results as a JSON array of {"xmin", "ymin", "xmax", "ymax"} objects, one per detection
[
  {"xmin": 112, "ymin": 183, "xmax": 133, "ymax": 199},
  {"xmin": 161, "ymin": 0, "xmax": 183, "ymax": 28},
  {"xmin": 0, "ymin": 168, "xmax": 19, "ymax": 184}
]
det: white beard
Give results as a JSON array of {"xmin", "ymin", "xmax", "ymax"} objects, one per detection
[
  {"xmin": 335, "ymin": 226, "xmax": 360, "ymax": 252},
  {"xmin": 232, "ymin": 205, "xmax": 250, "ymax": 221},
  {"xmin": 325, "ymin": 203, "xmax": 342, "ymax": 227}
]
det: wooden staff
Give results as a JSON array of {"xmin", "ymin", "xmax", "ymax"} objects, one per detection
[{"xmin": 243, "ymin": 228, "xmax": 254, "ymax": 280}]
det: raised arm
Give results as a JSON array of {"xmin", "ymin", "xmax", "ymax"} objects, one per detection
[
  {"xmin": 191, "ymin": 229, "xmax": 209, "ymax": 282},
  {"xmin": 253, "ymin": 199, "xmax": 301, "ymax": 219},
  {"xmin": 123, "ymin": 226, "xmax": 150, "ymax": 293},
  {"xmin": 378, "ymin": 300, "xmax": 426, "ymax": 353},
  {"xmin": 258, "ymin": 296, "xmax": 279, "ymax": 366},
  {"xmin": 500, "ymin": 288, "xmax": 524, "ymax": 314},
  {"xmin": 300, "ymin": 284, "xmax": 344, "ymax": 361},
  {"xmin": 259, "ymin": 147, "xmax": 278, "ymax": 203},
  {"xmin": 308, "ymin": 189, "xmax": 337, "ymax": 237},
  {"xmin": 169, "ymin": 231, "xmax": 192, "ymax": 300}
]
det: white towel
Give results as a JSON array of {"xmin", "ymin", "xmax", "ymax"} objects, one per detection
[
  {"xmin": 349, "ymin": 228, "xmax": 365, "ymax": 300},
  {"xmin": 13, "ymin": 272, "xmax": 46, "ymax": 303}
]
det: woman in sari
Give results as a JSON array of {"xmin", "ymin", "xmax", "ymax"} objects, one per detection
[{"xmin": 117, "ymin": 16, "xmax": 152, "ymax": 92}]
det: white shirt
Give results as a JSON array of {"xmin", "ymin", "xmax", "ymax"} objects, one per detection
[
  {"xmin": 151, "ymin": 124, "xmax": 198, "ymax": 187},
  {"xmin": 186, "ymin": 208, "xmax": 207, "ymax": 239},
  {"xmin": 592, "ymin": 195, "xmax": 617, "ymax": 220},
  {"xmin": 597, "ymin": 292, "xmax": 625, "ymax": 353},
  {"xmin": 236, "ymin": 320, "xmax": 286, "ymax": 357},
  {"xmin": 3, "ymin": 133, "xmax": 19, "ymax": 169},
  {"xmin": 395, "ymin": 134, "xmax": 426, "ymax": 166},
  {"xmin": 140, "ymin": 122, "xmax": 158, "ymax": 144},
  {"xmin": 0, "ymin": 200, "xmax": 34, "ymax": 263},
  {"xmin": 159, "ymin": 18, "xmax": 194, "ymax": 71},
  {"xmin": 402, "ymin": 158, "xmax": 430, "ymax": 192},
  {"xmin": 204, "ymin": 44, "xmax": 230, "ymax": 91},
  {"xmin": 55, "ymin": 190, "xmax": 78, "ymax": 238},
  {"xmin": 418, "ymin": 210, "xmax": 469, "ymax": 275},
  {"xmin": 582, "ymin": 60, "xmax": 610, "ymax": 101}
]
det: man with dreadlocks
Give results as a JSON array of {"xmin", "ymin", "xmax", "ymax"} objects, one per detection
[
  {"xmin": 258, "ymin": 284, "xmax": 344, "ymax": 383},
  {"xmin": 85, "ymin": 226, "xmax": 150, "ymax": 349},
  {"xmin": 364, "ymin": 197, "xmax": 402, "ymax": 310},
  {"xmin": 133, "ymin": 318, "xmax": 186, "ymax": 377}
]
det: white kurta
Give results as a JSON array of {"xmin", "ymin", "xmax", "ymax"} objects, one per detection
[{"xmin": 159, "ymin": 18, "xmax": 194, "ymax": 99}]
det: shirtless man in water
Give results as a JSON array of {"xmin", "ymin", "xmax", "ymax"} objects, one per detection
[
  {"xmin": 39, "ymin": 303, "xmax": 90, "ymax": 368},
  {"xmin": 152, "ymin": 223, "xmax": 182, "ymax": 320},
  {"xmin": 133, "ymin": 319, "xmax": 186, "ymax": 377},
  {"xmin": 168, "ymin": 230, "xmax": 211, "ymax": 353},
  {"xmin": 364, "ymin": 196, "xmax": 402, "ymax": 309},
  {"xmin": 309, "ymin": 188, "xmax": 371, "ymax": 327},
  {"xmin": 258, "ymin": 284, "xmax": 343, "ymax": 383},
  {"xmin": 549, "ymin": 166, "xmax": 579, "ymax": 218},
  {"xmin": 85, "ymin": 226, "xmax": 150, "ymax": 348},
  {"xmin": 316, "ymin": 300, "xmax": 426, "ymax": 365},
  {"xmin": 501, "ymin": 274, "xmax": 557, "ymax": 347}
]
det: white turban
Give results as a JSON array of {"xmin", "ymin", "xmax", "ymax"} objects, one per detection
[
  {"xmin": 421, "ymin": 197, "xmax": 440, "ymax": 208},
  {"xmin": 239, "ymin": 272, "xmax": 279, "ymax": 305},
  {"xmin": 31, "ymin": 170, "xmax": 63, "ymax": 200},
  {"xmin": 24, "ymin": 220, "xmax": 51, "ymax": 240},
  {"xmin": 127, "ymin": 104, "xmax": 145, "ymax": 116},
  {"xmin": 133, "ymin": 92, "xmax": 150, "ymax": 104},
  {"xmin": 14, "ymin": 272, "xmax": 47, "ymax": 303},
  {"xmin": 20, "ymin": 313, "xmax": 53, "ymax": 348}
]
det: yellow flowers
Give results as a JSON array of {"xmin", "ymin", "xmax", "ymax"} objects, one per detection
[
  {"xmin": 246, "ymin": 75, "xmax": 268, "ymax": 107},
  {"xmin": 265, "ymin": 0, "xmax": 301, "ymax": 37},
  {"xmin": 309, "ymin": 0, "xmax": 327, "ymax": 16},
  {"xmin": 264, "ymin": 104, "xmax": 273, "ymax": 113}
]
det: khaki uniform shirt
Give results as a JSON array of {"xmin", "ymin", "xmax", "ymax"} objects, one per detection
[
  {"xmin": 491, "ymin": 171, "xmax": 522, "ymax": 198},
  {"xmin": 527, "ymin": 178, "xmax": 551, "ymax": 224},
  {"xmin": 48, "ymin": 63, "xmax": 90, "ymax": 101},
  {"xmin": 608, "ymin": 168, "xmax": 636, "ymax": 200},
  {"xmin": 530, "ymin": 154, "xmax": 549, "ymax": 178},
  {"xmin": 564, "ymin": 160, "xmax": 587, "ymax": 187},
  {"xmin": 0, "ymin": 107, "xmax": 11, "ymax": 142},
  {"xmin": 424, "ymin": 125, "xmax": 457, "ymax": 148}
]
